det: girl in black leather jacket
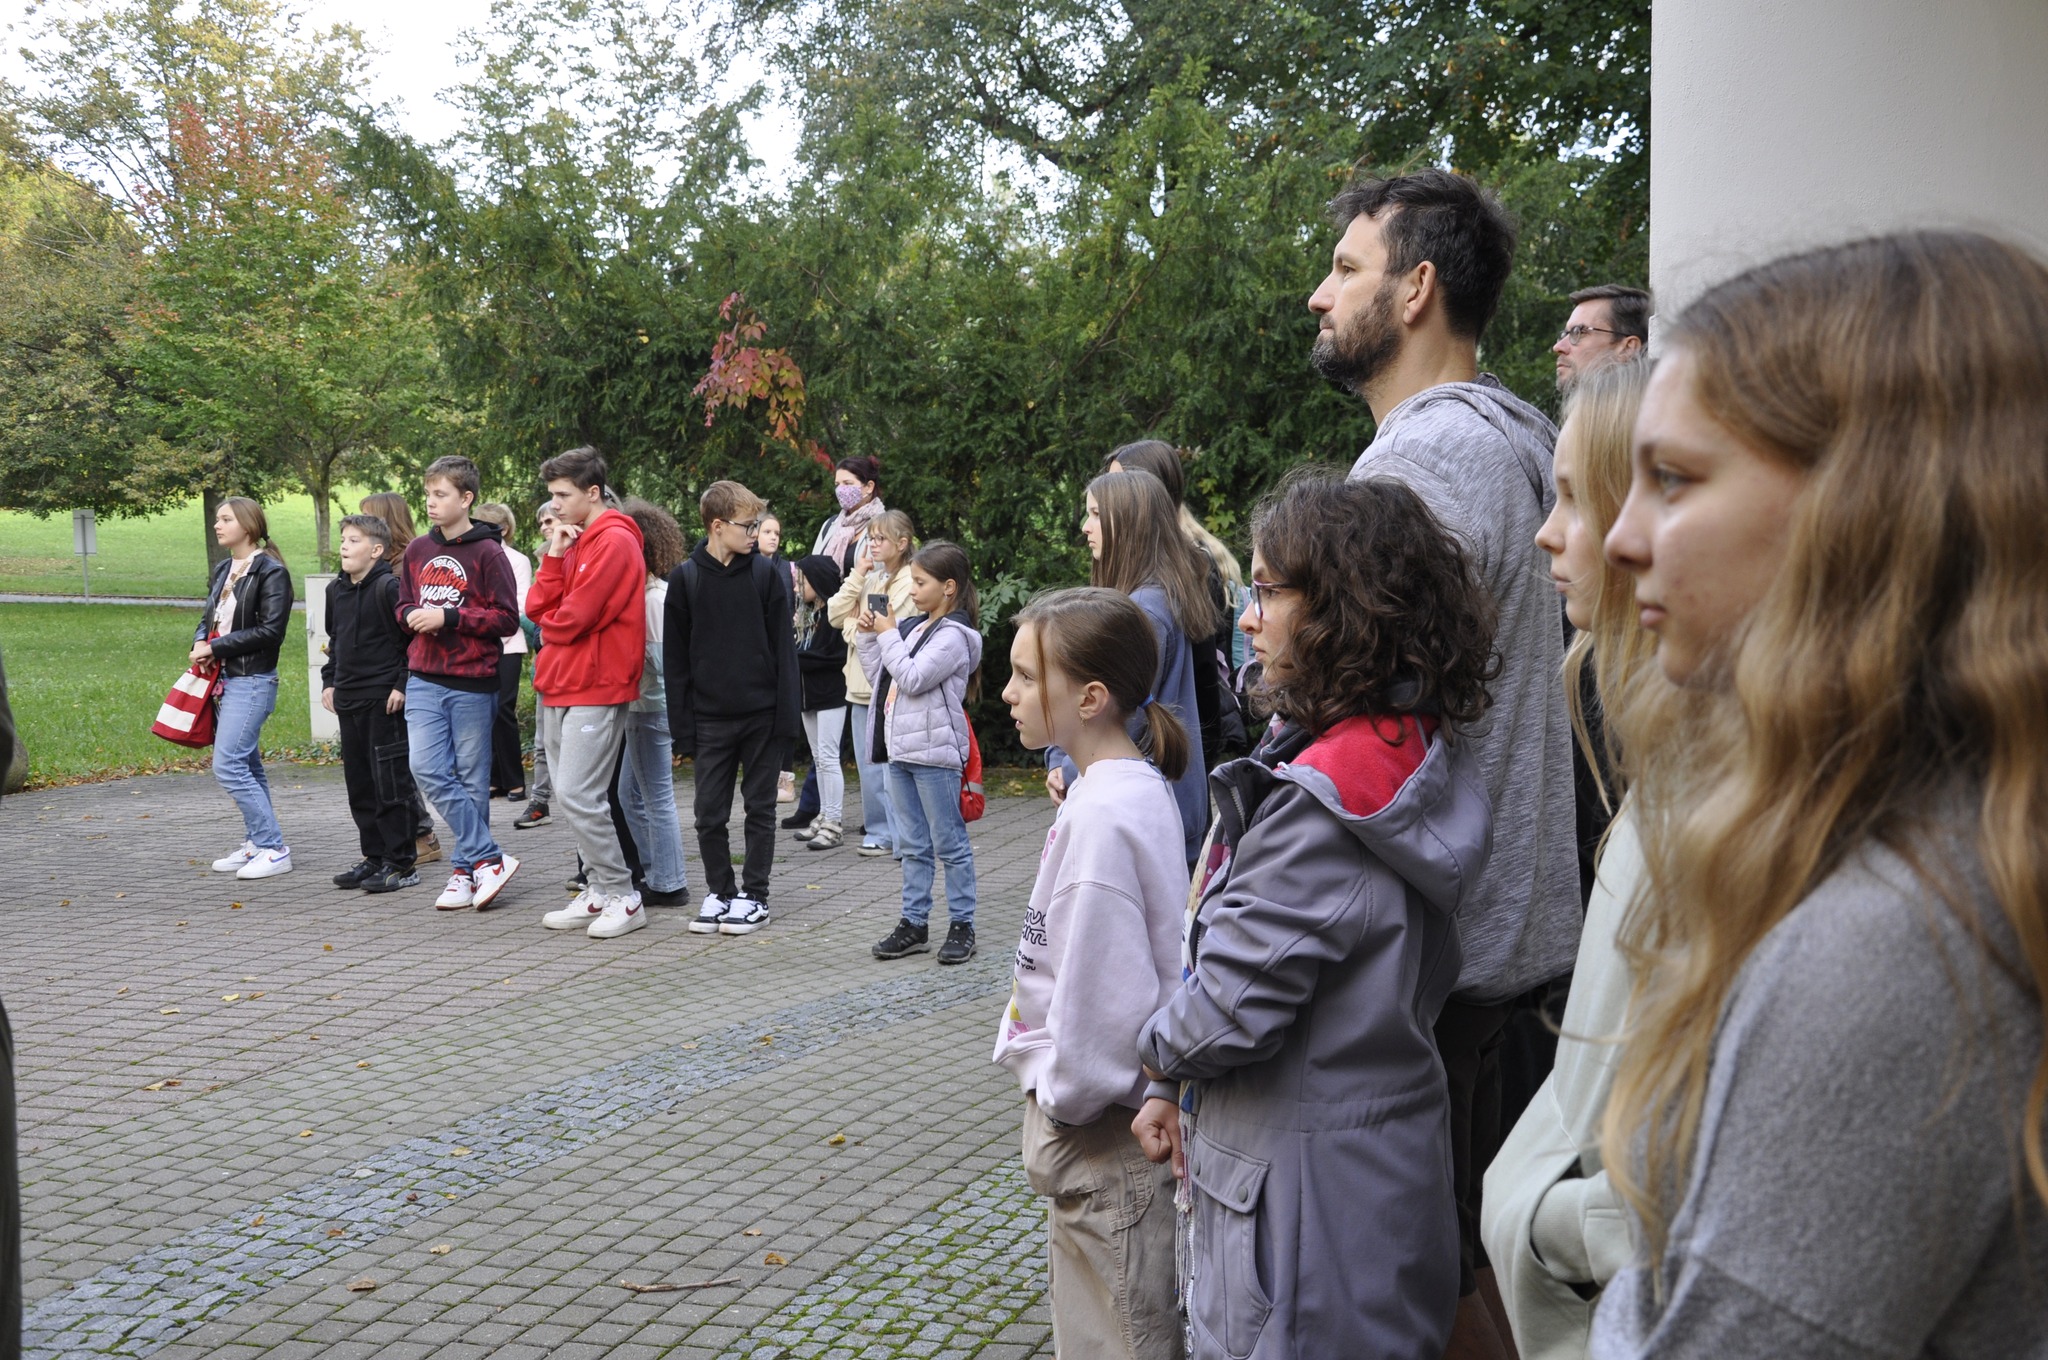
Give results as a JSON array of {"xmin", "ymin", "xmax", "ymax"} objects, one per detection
[{"xmin": 193, "ymin": 497, "xmax": 297, "ymax": 879}]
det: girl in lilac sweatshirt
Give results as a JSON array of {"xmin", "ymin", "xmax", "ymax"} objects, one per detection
[{"xmin": 994, "ymin": 587, "xmax": 1192, "ymax": 1360}]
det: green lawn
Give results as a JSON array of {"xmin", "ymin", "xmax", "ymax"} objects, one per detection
[
  {"xmin": 0, "ymin": 603, "xmax": 319, "ymax": 787},
  {"xmin": 0, "ymin": 489, "xmax": 382, "ymax": 601}
]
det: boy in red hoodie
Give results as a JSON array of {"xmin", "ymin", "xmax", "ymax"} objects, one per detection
[
  {"xmin": 398, "ymin": 455, "xmax": 522, "ymax": 910},
  {"xmin": 524, "ymin": 446, "xmax": 650, "ymax": 940}
]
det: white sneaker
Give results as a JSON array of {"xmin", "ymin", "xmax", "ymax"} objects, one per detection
[
  {"xmin": 471, "ymin": 855, "xmax": 520, "ymax": 910},
  {"xmin": 212, "ymin": 842, "xmax": 258, "ymax": 872},
  {"xmin": 235, "ymin": 848, "xmax": 293, "ymax": 880},
  {"xmin": 588, "ymin": 893, "xmax": 646, "ymax": 939},
  {"xmin": 719, "ymin": 896, "xmax": 770, "ymax": 935},
  {"xmin": 434, "ymin": 873, "xmax": 477, "ymax": 910},
  {"xmin": 688, "ymin": 894, "xmax": 730, "ymax": 934},
  {"xmin": 542, "ymin": 887, "xmax": 604, "ymax": 930}
]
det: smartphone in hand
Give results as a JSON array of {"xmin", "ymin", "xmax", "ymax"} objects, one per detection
[{"xmin": 867, "ymin": 592, "xmax": 889, "ymax": 614}]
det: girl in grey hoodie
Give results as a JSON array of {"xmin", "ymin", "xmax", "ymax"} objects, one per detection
[{"xmin": 1135, "ymin": 473, "xmax": 1501, "ymax": 1360}]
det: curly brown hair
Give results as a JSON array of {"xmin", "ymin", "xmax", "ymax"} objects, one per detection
[
  {"xmin": 1250, "ymin": 471, "xmax": 1498, "ymax": 734},
  {"xmin": 620, "ymin": 497, "xmax": 686, "ymax": 578}
]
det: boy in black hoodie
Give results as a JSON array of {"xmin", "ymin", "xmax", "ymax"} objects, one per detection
[
  {"xmin": 321, "ymin": 515, "xmax": 420, "ymax": 894},
  {"xmin": 665, "ymin": 479, "xmax": 800, "ymax": 935}
]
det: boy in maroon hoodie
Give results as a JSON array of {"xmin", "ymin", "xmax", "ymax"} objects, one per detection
[
  {"xmin": 524, "ymin": 446, "xmax": 650, "ymax": 940},
  {"xmin": 398, "ymin": 455, "xmax": 522, "ymax": 911}
]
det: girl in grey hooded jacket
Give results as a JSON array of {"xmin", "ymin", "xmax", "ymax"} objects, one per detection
[{"xmin": 1136, "ymin": 474, "xmax": 1501, "ymax": 1360}]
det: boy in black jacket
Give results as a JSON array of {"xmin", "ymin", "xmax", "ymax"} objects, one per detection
[
  {"xmin": 321, "ymin": 515, "xmax": 420, "ymax": 893},
  {"xmin": 665, "ymin": 480, "xmax": 800, "ymax": 936}
]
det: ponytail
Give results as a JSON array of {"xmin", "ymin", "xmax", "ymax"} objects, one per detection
[
  {"xmin": 260, "ymin": 534, "xmax": 286, "ymax": 565},
  {"xmin": 1137, "ymin": 694, "xmax": 1190, "ymax": 782},
  {"xmin": 1016, "ymin": 586, "xmax": 1187, "ymax": 779}
]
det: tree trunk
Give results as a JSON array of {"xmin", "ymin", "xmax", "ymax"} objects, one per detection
[
  {"xmin": 310, "ymin": 466, "xmax": 333, "ymax": 573},
  {"xmin": 201, "ymin": 487, "xmax": 227, "ymax": 573}
]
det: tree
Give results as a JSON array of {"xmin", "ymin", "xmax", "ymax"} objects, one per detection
[
  {"xmin": 0, "ymin": 146, "xmax": 206, "ymax": 518},
  {"xmin": 123, "ymin": 99, "xmax": 446, "ymax": 570},
  {"xmin": 7, "ymin": 0, "xmax": 378, "ymax": 563}
]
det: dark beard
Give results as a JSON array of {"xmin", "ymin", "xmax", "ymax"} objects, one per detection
[{"xmin": 1310, "ymin": 277, "xmax": 1402, "ymax": 394}]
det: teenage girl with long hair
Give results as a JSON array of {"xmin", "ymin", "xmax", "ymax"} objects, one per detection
[
  {"xmin": 995, "ymin": 587, "xmax": 1191, "ymax": 1359},
  {"xmin": 1482, "ymin": 357, "xmax": 1655, "ymax": 1360},
  {"xmin": 362, "ymin": 489, "xmax": 441, "ymax": 865},
  {"xmin": 1134, "ymin": 472, "xmax": 1498, "ymax": 1357},
  {"xmin": 1595, "ymin": 231, "xmax": 2048, "ymax": 1354},
  {"xmin": 827, "ymin": 509, "xmax": 917, "ymax": 856},
  {"xmin": 1105, "ymin": 441, "xmax": 1249, "ymax": 762},
  {"xmin": 197, "ymin": 497, "xmax": 296, "ymax": 880},
  {"xmin": 1051, "ymin": 470, "xmax": 1213, "ymax": 866},
  {"xmin": 857, "ymin": 541, "xmax": 982, "ymax": 965}
]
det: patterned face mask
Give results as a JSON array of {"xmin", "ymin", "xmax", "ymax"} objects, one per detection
[{"xmin": 836, "ymin": 484, "xmax": 866, "ymax": 511}]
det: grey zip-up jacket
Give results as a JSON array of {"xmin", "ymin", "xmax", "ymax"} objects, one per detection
[
  {"xmin": 1139, "ymin": 714, "xmax": 1492, "ymax": 1360},
  {"xmin": 1350, "ymin": 376, "xmax": 1579, "ymax": 1001},
  {"xmin": 856, "ymin": 614, "xmax": 982, "ymax": 771}
]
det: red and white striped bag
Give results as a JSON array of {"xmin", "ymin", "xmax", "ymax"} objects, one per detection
[{"xmin": 152, "ymin": 662, "xmax": 222, "ymax": 748}]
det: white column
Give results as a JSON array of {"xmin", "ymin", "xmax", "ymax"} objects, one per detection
[{"xmin": 1651, "ymin": 0, "xmax": 2048, "ymax": 319}]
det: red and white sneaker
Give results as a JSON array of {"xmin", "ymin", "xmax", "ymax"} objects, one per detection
[
  {"xmin": 471, "ymin": 855, "xmax": 519, "ymax": 909},
  {"xmin": 542, "ymin": 887, "xmax": 603, "ymax": 931},
  {"xmin": 434, "ymin": 872, "xmax": 476, "ymax": 910},
  {"xmin": 587, "ymin": 892, "xmax": 646, "ymax": 939}
]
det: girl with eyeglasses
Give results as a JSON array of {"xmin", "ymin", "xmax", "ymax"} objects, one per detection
[{"xmin": 1133, "ymin": 470, "xmax": 1498, "ymax": 1359}]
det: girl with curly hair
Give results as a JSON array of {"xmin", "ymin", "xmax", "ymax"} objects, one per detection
[{"xmin": 1134, "ymin": 470, "xmax": 1498, "ymax": 1359}]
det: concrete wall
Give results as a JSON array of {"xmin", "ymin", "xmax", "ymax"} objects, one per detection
[{"xmin": 1651, "ymin": 0, "xmax": 2048, "ymax": 320}]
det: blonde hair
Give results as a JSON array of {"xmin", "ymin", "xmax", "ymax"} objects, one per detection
[
  {"xmin": 472, "ymin": 502, "xmax": 516, "ymax": 537},
  {"xmin": 1602, "ymin": 231, "xmax": 2048, "ymax": 1263},
  {"xmin": 1555, "ymin": 357, "xmax": 1656, "ymax": 808}
]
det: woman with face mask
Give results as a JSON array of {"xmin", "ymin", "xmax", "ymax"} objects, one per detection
[{"xmin": 788, "ymin": 458, "xmax": 889, "ymax": 833}]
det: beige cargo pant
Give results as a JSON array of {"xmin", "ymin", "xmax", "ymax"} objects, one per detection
[{"xmin": 1021, "ymin": 1094, "xmax": 1180, "ymax": 1360}]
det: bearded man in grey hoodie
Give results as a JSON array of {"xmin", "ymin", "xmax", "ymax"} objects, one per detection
[{"xmin": 1308, "ymin": 168, "xmax": 1579, "ymax": 1360}]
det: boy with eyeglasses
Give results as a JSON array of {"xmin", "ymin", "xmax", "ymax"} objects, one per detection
[{"xmin": 665, "ymin": 480, "xmax": 800, "ymax": 936}]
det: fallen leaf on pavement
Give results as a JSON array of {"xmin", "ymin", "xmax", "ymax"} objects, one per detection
[
  {"xmin": 356, "ymin": 1061, "xmax": 371, "ymax": 1069},
  {"xmin": 297, "ymin": 1129, "xmax": 314, "ymax": 1138},
  {"xmin": 116, "ymin": 986, "xmax": 128, "ymax": 995},
  {"xmin": 322, "ymin": 944, "xmax": 334, "ymax": 951},
  {"xmin": 763, "ymin": 1252, "xmax": 787, "ymax": 1266},
  {"xmin": 141, "ymin": 1081, "xmax": 180, "ymax": 1091},
  {"xmin": 429, "ymin": 1244, "xmax": 451, "ymax": 1255},
  {"xmin": 679, "ymin": 1042, "xmax": 698, "ymax": 1050},
  {"xmin": 221, "ymin": 994, "xmax": 241, "ymax": 1002},
  {"xmin": 743, "ymin": 1228, "xmax": 763, "ymax": 1237},
  {"xmin": 57, "ymin": 900, "xmax": 69, "ymax": 906},
  {"xmin": 405, "ymin": 1192, "xmax": 419, "ymax": 1203},
  {"xmin": 757, "ymin": 1035, "xmax": 774, "ymax": 1045},
  {"xmin": 450, "ymin": 1146, "xmax": 473, "ymax": 1157},
  {"xmin": 346, "ymin": 1278, "xmax": 377, "ymax": 1293},
  {"xmin": 230, "ymin": 903, "xmax": 243, "ymax": 910},
  {"xmin": 327, "ymin": 1227, "xmax": 347, "ymax": 1238},
  {"xmin": 242, "ymin": 976, "xmax": 258, "ymax": 982},
  {"xmin": 249, "ymin": 992, "xmax": 266, "ymax": 1000},
  {"xmin": 115, "ymin": 892, "xmax": 126, "ymax": 898},
  {"xmin": 804, "ymin": 884, "xmax": 822, "ymax": 890},
  {"xmin": 159, "ymin": 1008, "xmax": 180, "ymax": 1015},
  {"xmin": 251, "ymin": 1215, "xmax": 265, "ymax": 1226},
  {"xmin": 175, "ymin": 921, "xmax": 188, "ymax": 926},
  {"xmin": 827, "ymin": 1134, "xmax": 846, "ymax": 1146}
]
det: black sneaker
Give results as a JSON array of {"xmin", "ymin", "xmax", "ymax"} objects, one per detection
[
  {"xmin": 871, "ymin": 918, "xmax": 930, "ymax": 960},
  {"xmin": 332, "ymin": 858, "xmax": 381, "ymax": 889},
  {"xmin": 360, "ymin": 863, "xmax": 420, "ymax": 894},
  {"xmin": 780, "ymin": 811, "xmax": 815, "ymax": 830},
  {"xmin": 513, "ymin": 803, "xmax": 551, "ymax": 829},
  {"xmin": 640, "ymin": 885, "xmax": 692, "ymax": 907},
  {"xmin": 937, "ymin": 921, "xmax": 976, "ymax": 966}
]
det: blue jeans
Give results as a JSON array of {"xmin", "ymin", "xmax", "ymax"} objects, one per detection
[
  {"xmin": 619, "ymin": 708, "xmax": 688, "ymax": 894},
  {"xmin": 214, "ymin": 673, "xmax": 284, "ymax": 850},
  {"xmin": 405, "ymin": 677, "xmax": 501, "ymax": 874},
  {"xmin": 888, "ymin": 761, "xmax": 976, "ymax": 927},
  {"xmin": 851, "ymin": 703, "xmax": 894, "ymax": 849}
]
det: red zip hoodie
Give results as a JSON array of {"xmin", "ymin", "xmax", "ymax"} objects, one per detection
[{"xmin": 526, "ymin": 507, "xmax": 647, "ymax": 707}]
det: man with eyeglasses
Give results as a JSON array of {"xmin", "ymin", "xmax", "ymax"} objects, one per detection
[
  {"xmin": 1552, "ymin": 284, "xmax": 1650, "ymax": 393},
  {"xmin": 665, "ymin": 480, "xmax": 800, "ymax": 938},
  {"xmin": 1307, "ymin": 168, "xmax": 1579, "ymax": 1360}
]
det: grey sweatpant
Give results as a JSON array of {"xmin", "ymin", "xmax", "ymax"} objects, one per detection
[{"xmin": 539, "ymin": 703, "xmax": 631, "ymax": 896}]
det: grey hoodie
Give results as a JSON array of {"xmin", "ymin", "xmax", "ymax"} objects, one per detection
[
  {"xmin": 1349, "ymin": 375, "xmax": 1579, "ymax": 1001},
  {"xmin": 1139, "ymin": 714, "xmax": 1492, "ymax": 1360}
]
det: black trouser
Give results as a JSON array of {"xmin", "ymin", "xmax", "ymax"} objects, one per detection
[
  {"xmin": 337, "ymin": 700, "xmax": 418, "ymax": 869},
  {"xmin": 692, "ymin": 712, "xmax": 778, "ymax": 902},
  {"xmin": 489, "ymin": 652, "xmax": 524, "ymax": 795},
  {"xmin": 1433, "ymin": 995, "xmax": 1516, "ymax": 1297}
]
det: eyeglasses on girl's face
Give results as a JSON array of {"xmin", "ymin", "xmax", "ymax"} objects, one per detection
[{"xmin": 1247, "ymin": 578, "xmax": 1293, "ymax": 621}]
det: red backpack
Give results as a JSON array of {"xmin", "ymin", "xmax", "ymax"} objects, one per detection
[{"xmin": 960, "ymin": 710, "xmax": 985, "ymax": 822}]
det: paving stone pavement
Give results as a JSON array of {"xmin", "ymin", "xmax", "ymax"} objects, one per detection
[{"xmin": 0, "ymin": 765, "xmax": 1061, "ymax": 1358}]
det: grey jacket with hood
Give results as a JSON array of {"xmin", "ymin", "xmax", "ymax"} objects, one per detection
[
  {"xmin": 1350, "ymin": 375, "xmax": 1579, "ymax": 1001},
  {"xmin": 1138, "ymin": 714, "xmax": 1492, "ymax": 1360},
  {"xmin": 855, "ymin": 613, "xmax": 983, "ymax": 771}
]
